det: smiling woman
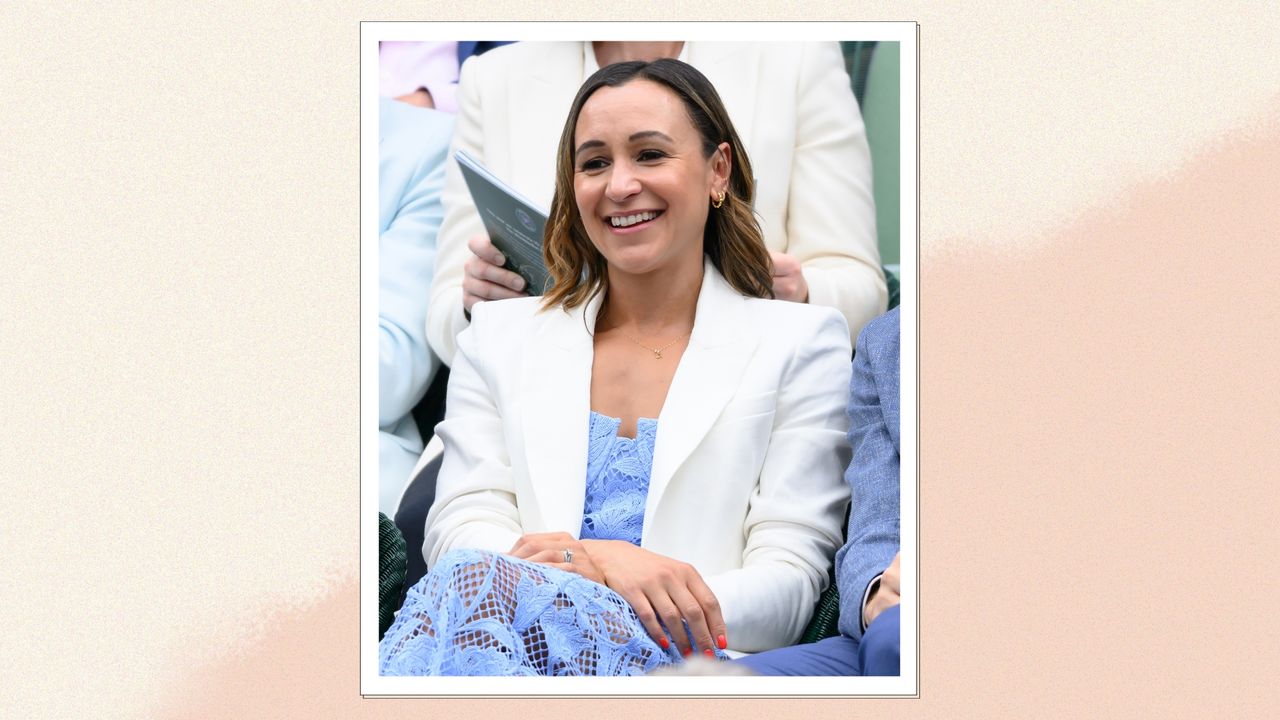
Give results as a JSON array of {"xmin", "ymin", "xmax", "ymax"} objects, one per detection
[
  {"xmin": 573, "ymin": 106, "xmax": 708, "ymax": 280},
  {"xmin": 544, "ymin": 61, "xmax": 773, "ymax": 314},
  {"xmin": 379, "ymin": 59, "xmax": 853, "ymax": 677}
]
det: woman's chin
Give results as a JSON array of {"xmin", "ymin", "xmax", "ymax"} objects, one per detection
[
  {"xmin": 607, "ymin": 258, "xmax": 662, "ymax": 278},
  {"xmin": 600, "ymin": 248, "xmax": 664, "ymax": 277},
  {"xmin": 601, "ymin": 246, "xmax": 701, "ymax": 281}
]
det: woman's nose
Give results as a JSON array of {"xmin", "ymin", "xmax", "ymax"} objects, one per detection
[{"xmin": 605, "ymin": 161, "xmax": 641, "ymax": 202}]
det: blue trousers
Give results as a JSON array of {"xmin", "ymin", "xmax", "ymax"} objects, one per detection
[{"xmin": 734, "ymin": 604, "xmax": 900, "ymax": 676}]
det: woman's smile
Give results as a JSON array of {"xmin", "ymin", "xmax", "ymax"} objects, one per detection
[{"xmin": 605, "ymin": 209, "xmax": 665, "ymax": 234}]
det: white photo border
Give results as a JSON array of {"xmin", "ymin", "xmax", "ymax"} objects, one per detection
[{"xmin": 360, "ymin": 20, "xmax": 919, "ymax": 697}]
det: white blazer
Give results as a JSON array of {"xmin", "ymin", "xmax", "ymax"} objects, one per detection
[
  {"xmin": 423, "ymin": 261, "xmax": 853, "ymax": 652},
  {"xmin": 426, "ymin": 41, "xmax": 886, "ymax": 368}
]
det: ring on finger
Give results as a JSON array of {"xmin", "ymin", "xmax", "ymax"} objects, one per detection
[{"xmin": 563, "ymin": 548, "xmax": 574, "ymax": 564}]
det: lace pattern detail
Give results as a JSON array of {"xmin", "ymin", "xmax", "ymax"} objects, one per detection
[
  {"xmin": 379, "ymin": 548, "xmax": 671, "ymax": 676},
  {"xmin": 381, "ymin": 412, "xmax": 698, "ymax": 676}
]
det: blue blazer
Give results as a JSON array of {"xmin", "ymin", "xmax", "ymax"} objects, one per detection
[
  {"xmin": 835, "ymin": 307, "xmax": 901, "ymax": 641},
  {"xmin": 378, "ymin": 98, "xmax": 453, "ymax": 511}
]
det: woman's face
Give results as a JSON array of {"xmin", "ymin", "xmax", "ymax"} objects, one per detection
[{"xmin": 572, "ymin": 79, "xmax": 729, "ymax": 281}]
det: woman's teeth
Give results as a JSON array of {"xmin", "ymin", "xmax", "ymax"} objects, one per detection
[{"xmin": 609, "ymin": 211, "xmax": 659, "ymax": 228}]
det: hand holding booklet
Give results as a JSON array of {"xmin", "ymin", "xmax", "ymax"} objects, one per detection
[{"xmin": 455, "ymin": 150, "xmax": 551, "ymax": 296}]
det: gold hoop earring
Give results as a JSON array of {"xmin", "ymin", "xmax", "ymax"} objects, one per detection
[{"xmin": 711, "ymin": 191, "xmax": 726, "ymax": 209}]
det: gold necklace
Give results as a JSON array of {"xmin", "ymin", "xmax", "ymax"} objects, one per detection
[
  {"xmin": 602, "ymin": 308, "xmax": 692, "ymax": 360},
  {"xmin": 621, "ymin": 329, "xmax": 690, "ymax": 360}
]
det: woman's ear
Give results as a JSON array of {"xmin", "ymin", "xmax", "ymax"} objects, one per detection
[{"xmin": 711, "ymin": 141, "xmax": 732, "ymax": 196}]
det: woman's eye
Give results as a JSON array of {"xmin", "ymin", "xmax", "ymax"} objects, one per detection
[
  {"xmin": 580, "ymin": 158, "xmax": 608, "ymax": 172},
  {"xmin": 637, "ymin": 149, "xmax": 666, "ymax": 162}
]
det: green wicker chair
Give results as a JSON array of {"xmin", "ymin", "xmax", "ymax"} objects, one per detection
[
  {"xmin": 885, "ymin": 266, "xmax": 900, "ymax": 312},
  {"xmin": 799, "ymin": 565, "xmax": 843, "ymax": 643},
  {"xmin": 379, "ymin": 512, "xmax": 408, "ymax": 639}
]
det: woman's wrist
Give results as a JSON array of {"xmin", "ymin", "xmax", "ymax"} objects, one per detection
[
  {"xmin": 578, "ymin": 539, "xmax": 619, "ymax": 561},
  {"xmin": 578, "ymin": 539, "xmax": 627, "ymax": 579}
]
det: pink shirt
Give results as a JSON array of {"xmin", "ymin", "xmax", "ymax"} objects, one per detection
[{"xmin": 379, "ymin": 41, "xmax": 460, "ymax": 113}]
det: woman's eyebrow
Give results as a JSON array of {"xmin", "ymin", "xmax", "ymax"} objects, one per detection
[
  {"xmin": 629, "ymin": 130, "xmax": 674, "ymax": 144},
  {"xmin": 574, "ymin": 139, "xmax": 605, "ymax": 158}
]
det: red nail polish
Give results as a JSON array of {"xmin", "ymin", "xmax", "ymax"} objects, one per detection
[
  {"xmin": 659, "ymin": 637, "xmax": 669, "ymax": 650},
  {"xmin": 703, "ymin": 648, "xmax": 714, "ymax": 657},
  {"xmin": 716, "ymin": 634, "xmax": 727, "ymax": 650},
  {"xmin": 682, "ymin": 647, "xmax": 691, "ymax": 657}
]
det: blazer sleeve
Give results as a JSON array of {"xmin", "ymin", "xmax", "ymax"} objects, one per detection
[
  {"xmin": 425, "ymin": 53, "xmax": 491, "ymax": 367},
  {"xmin": 786, "ymin": 42, "xmax": 888, "ymax": 343},
  {"xmin": 703, "ymin": 309, "xmax": 853, "ymax": 651},
  {"xmin": 378, "ymin": 111, "xmax": 451, "ymax": 426},
  {"xmin": 834, "ymin": 313, "xmax": 901, "ymax": 641},
  {"xmin": 421, "ymin": 302, "xmax": 524, "ymax": 567}
]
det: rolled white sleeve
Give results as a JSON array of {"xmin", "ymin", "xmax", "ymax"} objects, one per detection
[{"xmin": 786, "ymin": 42, "xmax": 887, "ymax": 342}]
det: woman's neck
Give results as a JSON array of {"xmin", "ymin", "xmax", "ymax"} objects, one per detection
[
  {"xmin": 592, "ymin": 42, "xmax": 685, "ymax": 67},
  {"xmin": 599, "ymin": 258, "xmax": 703, "ymax": 336}
]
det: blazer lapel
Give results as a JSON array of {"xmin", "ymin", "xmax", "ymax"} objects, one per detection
[
  {"xmin": 520, "ymin": 296, "xmax": 599, "ymax": 537},
  {"xmin": 644, "ymin": 262, "xmax": 758, "ymax": 540}
]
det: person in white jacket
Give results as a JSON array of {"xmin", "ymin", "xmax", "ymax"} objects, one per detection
[
  {"xmin": 425, "ymin": 41, "xmax": 885, "ymax": 368},
  {"xmin": 380, "ymin": 59, "xmax": 851, "ymax": 675}
]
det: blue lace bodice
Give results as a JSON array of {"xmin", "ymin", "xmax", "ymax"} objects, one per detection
[{"xmin": 580, "ymin": 411, "xmax": 658, "ymax": 545}]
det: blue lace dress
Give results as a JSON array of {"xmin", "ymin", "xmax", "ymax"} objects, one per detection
[{"xmin": 379, "ymin": 412, "xmax": 726, "ymax": 676}]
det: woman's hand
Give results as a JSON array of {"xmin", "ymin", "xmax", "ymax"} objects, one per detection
[
  {"xmin": 509, "ymin": 532, "xmax": 605, "ymax": 585},
  {"xmin": 463, "ymin": 234, "xmax": 528, "ymax": 314},
  {"xmin": 582, "ymin": 539, "xmax": 727, "ymax": 657},
  {"xmin": 769, "ymin": 250, "xmax": 810, "ymax": 303}
]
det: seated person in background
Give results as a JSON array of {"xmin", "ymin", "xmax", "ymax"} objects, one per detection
[
  {"xmin": 380, "ymin": 59, "xmax": 852, "ymax": 676},
  {"xmin": 377, "ymin": 98, "xmax": 453, "ymax": 513},
  {"xmin": 736, "ymin": 306, "xmax": 902, "ymax": 676},
  {"xmin": 379, "ymin": 41, "xmax": 512, "ymax": 112},
  {"xmin": 426, "ymin": 40, "xmax": 886, "ymax": 368}
]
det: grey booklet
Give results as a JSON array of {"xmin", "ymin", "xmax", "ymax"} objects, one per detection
[{"xmin": 455, "ymin": 149, "xmax": 551, "ymax": 295}]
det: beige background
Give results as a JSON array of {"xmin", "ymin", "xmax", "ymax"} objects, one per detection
[{"xmin": 3, "ymin": 3, "xmax": 1279, "ymax": 718}]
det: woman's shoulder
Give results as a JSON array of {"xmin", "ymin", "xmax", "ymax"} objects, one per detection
[
  {"xmin": 743, "ymin": 297, "xmax": 850, "ymax": 340},
  {"xmin": 467, "ymin": 296, "xmax": 548, "ymax": 328},
  {"xmin": 467, "ymin": 296, "xmax": 588, "ymax": 348},
  {"xmin": 457, "ymin": 297, "xmax": 561, "ymax": 373}
]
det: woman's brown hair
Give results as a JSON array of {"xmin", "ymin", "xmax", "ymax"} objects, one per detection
[{"xmin": 541, "ymin": 58, "xmax": 774, "ymax": 311}]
